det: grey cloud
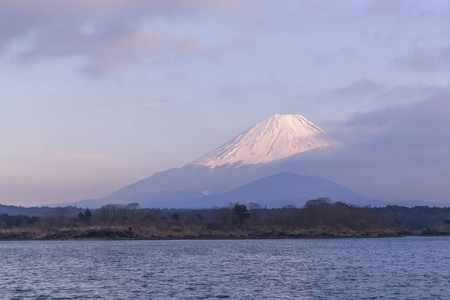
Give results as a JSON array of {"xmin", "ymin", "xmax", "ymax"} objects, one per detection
[
  {"xmin": 0, "ymin": 0, "xmax": 257, "ymax": 72},
  {"xmin": 331, "ymin": 79, "xmax": 386, "ymax": 103},
  {"xmin": 0, "ymin": 1, "xmax": 255, "ymax": 20},
  {"xmin": 301, "ymin": 93, "xmax": 450, "ymax": 203},
  {"xmin": 395, "ymin": 45, "xmax": 450, "ymax": 72},
  {"xmin": 368, "ymin": 0, "xmax": 450, "ymax": 17},
  {"xmin": 340, "ymin": 94, "xmax": 450, "ymax": 155},
  {"xmin": 368, "ymin": 0, "xmax": 413, "ymax": 14},
  {"xmin": 317, "ymin": 79, "xmax": 450, "ymax": 120},
  {"xmin": 0, "ymin": 0, "xmax": 258, "ymax": 42},
  {"xmin": 30, "ymin": 26, "xmax": 205, "ymax": 73},
  {"xmin": 340, "ymin": 94, "xmax": 450, "ymax": 202}
]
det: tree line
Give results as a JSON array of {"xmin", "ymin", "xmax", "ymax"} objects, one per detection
[
  {"xmin": 0, "ymin": 199, "xmax": 390, "ymax": 238},
  {"xmin": 1, "ymin": 199, "xmax": 449, "ymax": 239},
  {"xmin": 374, "ymin": 205, "xmax": 450, "ymax": 231}
]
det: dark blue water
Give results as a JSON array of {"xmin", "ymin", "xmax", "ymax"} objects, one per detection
[{"xmin": 1, "ymin": 237, "xmax": 449, "ymax": 299}]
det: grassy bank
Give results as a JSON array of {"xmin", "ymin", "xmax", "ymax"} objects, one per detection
[{"xmin": 0, "ymin": 225, "xmax": 405, "ymax": 241}]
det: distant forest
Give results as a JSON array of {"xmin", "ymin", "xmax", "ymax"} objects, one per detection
[{"xmin": 1, "ymin": 199, "xmax": 449, "ymax": 240}]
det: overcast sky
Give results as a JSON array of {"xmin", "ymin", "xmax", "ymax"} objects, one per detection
[{"xmin": 1, "ymin": 0, "xmax": 450, "ymax": 206}]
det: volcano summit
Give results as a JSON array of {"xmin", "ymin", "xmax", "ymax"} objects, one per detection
[{"xmin": 190, "ymin": 114, "xmax": 341, "ymax": 168}]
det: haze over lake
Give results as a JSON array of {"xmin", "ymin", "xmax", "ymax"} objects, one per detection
[{"xmin": 2, "ymin": 237, "xmax": 449, "ymax": 299}]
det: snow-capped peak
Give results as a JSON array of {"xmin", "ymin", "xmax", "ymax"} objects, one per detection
[{"xmin": 189, "ymin": 113, "xmax": 341, "ymax": 168}]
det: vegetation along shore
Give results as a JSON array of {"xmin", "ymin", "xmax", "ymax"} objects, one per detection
[{"xmin": 1, "ymin": 199, "xmax": 450, "ymax": 241}]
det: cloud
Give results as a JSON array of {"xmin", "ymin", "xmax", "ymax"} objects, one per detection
[
  {"xmin": 0, "ymin": 0, "xmax": 257, "ymax": 73},
  {"xmin": 369, "ymin": 0, "xmax": 405, "ymax": 14},
  {"xmin": 4, "ymin": 24, "xmax": 205, "ymax": 74},
  {"xmin": 318, "ymin": 78, "xmax": 450, "ymax": 116},
  {"xmin": 395, "ymin": 45, "xmax": 450, "ymax": 72},
  {"xmin": 300, "ymin": 93, "xmax": 450, "ymax": 203},
  {"xmin": 62, "ymin": 28, "xmax": 203, "ymax": 73},
  {"xmin": 331, "ymin": 78, "xmax": 386, "ymax": 102},
  {"xmin": 296, "ymin": 1, "xmax": 342, "ymax": 18},
  {"xmin": 340, "ymin": 94, "xmax": 450, "ymax": 153},
  {"xmin": 0, "ymin": 1, "xmax": 256, "ymax": 22}
]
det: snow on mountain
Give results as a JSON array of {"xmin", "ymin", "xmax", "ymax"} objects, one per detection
[{"xmin": 189, "ymin": 114, "xmax": 341, "ymax": 168}]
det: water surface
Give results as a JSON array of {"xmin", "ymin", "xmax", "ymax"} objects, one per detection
[{"xmin": 1, "ymin": 237, "xmax": 449, "ymax": 299}]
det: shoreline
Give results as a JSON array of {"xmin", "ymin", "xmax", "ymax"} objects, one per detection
[
  {"xmin": 2, "ymin": 231, "xmax": 447, "ymax": 242},
  {"xmin": 4, "ymin": 236, "xmax": 450, "ymax": 242},
  {"xmin": 1, "ymin": 220, "xmax": 448, "ymax": 242}
]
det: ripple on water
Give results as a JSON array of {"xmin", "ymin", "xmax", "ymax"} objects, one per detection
[{"xmin": 0, "ymin": 237, "xmax": 449, "ymax": 299}]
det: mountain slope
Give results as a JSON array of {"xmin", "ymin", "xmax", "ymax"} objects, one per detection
[
  {"xmin": 68, "ymin": 164, "xmax": 286, "ymax": 208},
  {"xmin": 185, "ymin": 172, "xmax": 379, "ymax": 208},
  {"xmin": 189, "ymin": 114, "xmax": 341, "ymax": 168}
]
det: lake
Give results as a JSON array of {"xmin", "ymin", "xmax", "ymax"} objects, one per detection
[{"xmin": 1, "ymin": 237, "xmax": 449, "ymax": 299}]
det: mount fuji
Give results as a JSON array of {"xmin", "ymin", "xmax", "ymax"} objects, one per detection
[
  {"xmin": 190, "ymin": 114, "xmax": 341, "ymax": 168},
  {"xmin": 68, "ymin": 114, "xmax": 378, "ymax": 208}
]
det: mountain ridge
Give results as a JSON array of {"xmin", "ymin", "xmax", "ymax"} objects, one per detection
[{"xmin": 161, "ymin": 172, "xmax": 380, "ymax": 209}]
